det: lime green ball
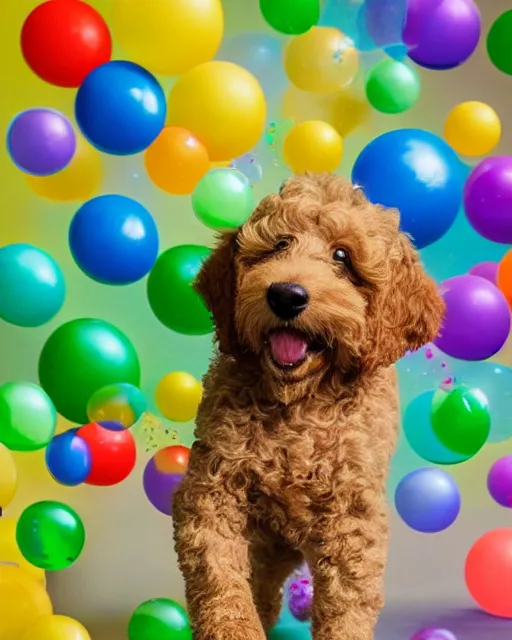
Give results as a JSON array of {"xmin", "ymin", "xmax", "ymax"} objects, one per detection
[
  {"xmin": 0, "ymin": 382, "xmax": 57, "ymax": 451},
  {"xmin": 128, "ymin": 599, "xmax": 192, "ymax": 640},
  {"xmin": 192, "ymin": 169, "xmax": 254, "ymax": 231},
  {"xmin": 487, "ymin": 10, "xmax": 512, "ymax": 76},
  {"xmin": 38, "ymin": 319, "xmax": 141, "ymax": 424},
  {"xmin": 147, "ymin": 245, "xmax": 213, "ymax": 336},
  {"xmin": 16, "ymin": 501, "xmax": 86, "ymax": 571},
  {"xmin": 365, "ymin": 59, "xmax": 421, "ymax": 114},
  {"xmin": 260, "ymin": 0, "xmax": 320, "ymax": 35},
  {"xmin": 430, "ymin": 384, "xmax": 490, "ymax": 457}
]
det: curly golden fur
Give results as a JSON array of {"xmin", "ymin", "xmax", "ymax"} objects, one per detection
[{"xmin": 173, "ymin": 173, "xmax": 445, "ymax": 640}]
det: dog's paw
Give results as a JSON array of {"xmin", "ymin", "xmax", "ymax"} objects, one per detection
[{"xmin": 194, "ymin": 621, "xmax": 266, "ymax": 640}]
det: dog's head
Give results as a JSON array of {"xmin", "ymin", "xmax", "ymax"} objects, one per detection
[{"xmin": 196, "ymin": 173, "xmax": 444, "ymax": 394}]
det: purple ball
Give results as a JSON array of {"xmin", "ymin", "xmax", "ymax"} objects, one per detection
[
  {"xmin": 394, "ymin": 468, "xmax": 461, "ymax": 533},
  {"xmin": 410, "ymin": 629, "xmax": 457, "ymax": 640},
  {"xmin": 468, "ymin": 261, "xmax": 499, "ymax": 285},
  {"xmin": 288, "ymin": 577, "xmax": 313, "ymax": 622},
  {"xmin": 487, "ymin": 455, "xmax": 512, "ymax": 508},
  {"xmin": 463, "ymin": 156, "xmax": 512, "ymax": 244},
  {"xmin": 434, "ymin": 275, "xmax": 510, "ymax": 361},
  {"xmin": 143, "ymin": 457, "xmax": 184, "ymax": 516},
  {"xmin": 7, "ymin": 108, "xmax": 76, "ymax": 176},
  {"xmin": 403, "ymin": 0, "xmax": 481, "ymax": 70}
]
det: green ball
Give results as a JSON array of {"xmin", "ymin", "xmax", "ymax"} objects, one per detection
[
  {"xmin": 16, "ymin": 500, "xmax": 86, "ymax": 571},
  {"xmin": 38, "ymin": 318, "xmax": 141, "ymax": 424},
  {"xmin": 192, "ymin": 169, "xmax": 254, "ymax": 231},
  {"xmin": 365, "ymin": 59, "xmax": 421, "ymax": 114},
  {"xmin": 0, "ymin": 382, "xmax": 57, "ymax": 451},
  {"xmin": 260, "ymin": 0, "xmax": 320, "ymax": 35},
  {"xmin": 487, "ymin": 10, "xmax": 512, "ymax": 76},
  {"xmin": 147, "ymin": 245, "xmax": 213, "ymax": 336},
  {"xmin": 128, "ymin": 598, "xmax": 192, "ymax": 640},
  {"xmin": 430, "ymin": 384, "xmax": 490, "ymax": 457}
]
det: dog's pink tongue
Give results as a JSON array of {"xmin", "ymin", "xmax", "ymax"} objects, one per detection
[{"xmin": 269, "ymin": 330, "xmax": 308, "ymax": 366}]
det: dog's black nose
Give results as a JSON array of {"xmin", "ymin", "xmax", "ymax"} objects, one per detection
[{"xmin": 266, "ymin": 282, "xmax": 309, "ymax": 320}]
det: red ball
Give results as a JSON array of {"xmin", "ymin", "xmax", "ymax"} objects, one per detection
[
  {"xmin": 77, "ymin": 422, "xmax": 136, "ymax": 486},
  {"xmin": 21, "ymin": 0, "xmax": 112, "ymax": 88},
  {"xmin": 154, "ymin": 445, "xmax": 190, "ymax": 474}
]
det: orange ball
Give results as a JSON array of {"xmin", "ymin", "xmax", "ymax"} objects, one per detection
[
  {"xmin": 144, "ymin": 126, "xmax": 210, "ymax": 195},
  {"xmin": 154, "ymin": 445, "xmax": 190, "ymax": 474},
  {"xmin": 465, "ymin": 528, "xmax": 512, "ymax": 617},
  {"xmin": 497, "ymin": 249, "xmax": 512, "ymax": 307}
]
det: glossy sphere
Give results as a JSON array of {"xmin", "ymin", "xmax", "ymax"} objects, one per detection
[
  {"xmin": 145, "ymin": 127, "xmax": 210, "ymax": 195},
  {"xmin": 487, "ymin": 456, "xmax": 512, "ymax": 508},
  {"xmin": 434, "ymin": 275, "xmax": 510, "ymax": 361},
  {"xmin": 77, "ymin": 422, "xmax": 136, "ymax": 486},
  {"xmin": 112, "ymin": 0, "xmax": 223, "ymax": 76},
  {"xmin": 487, "ymin": 11, "xmax": 512, "ymax": 76},
  {"xmin": 147, "ymin": 245, "xmax": 213, "ymax": 335},
  {"xmin": 410, "ymin": 629, "xmax": 457, "ymax": 640},
  {"xmin": 128, "ymin": 598, "xmax": 192, "ymax": 640},
  {"xmin": 87, "ymin": 383, "xmax": 146, "ymax": 429},
  {"xmin": 155, "ymin": 372, "xmax": 202, "ymax": 422},
  {"xmin": 464, "ymin": 156, "xmax": 512, "ymax": 244},
  {"xmin": 167, "ymin": 61, "xmax": 266, "ymax": 162},
  {"xmin": 154, "ymin": 446, "xmax": 191, "ymax": 475},
  {"xmin": 38, "ymin": 318, "xmax": 140, "ymax": 424},
  {"xmin": 466, "ymin": 528, "xmax": 512, "ymax": 617},
  {"xmin": 21, "ymin": 0, "xmax": 111, "ymax": 87},
  {"xmin": 403, "ymin": 0, "xmax": 481, "ymax": 70},
  {"xmin": 16, "ymin": 501, "xmax": 86, "ymax": 571},
  {"xmin": 75, "ymin": 61, "xmax": 166, "ymax": 155},
  {"xmin": 366, "ymin": 60, "xmax": 421, "ymax": 114},
  {"xmin": 283, "ymin": 121, "xmax": 343, "ymax": 174},
  {"xmin": 288, "ymin": 577, "xmax": 313, "ymax": 621},
  {"xmin": 352, "ymin": 129, "xmax": 464, "ymax": 249},
  {"xmin": 394, "ymin": 468, "xmax": 461, "ymax": 533},
  {"xmin": 260, "ymin": 0, "xmax": 320, "ymax": 35},
  {"xmin": 7, "ymin": 108, "xmax": 76, "ymax": 176},
  {"xmin": 69, "ymin": 195, "xmax": 159, "ymax": 285},
  {"xmin": 444, "ymin": 101, "xmax": 501, "ymax": 157},
  {"xmin": 192, "ymin": 169, "xmax": 254, "ymax": 230},
  {"xmin": 0, "ymin": 244, "xmax": 65, "ymax": 327},
  {"xmin": 0, "ymin": 565, "xmax": 52, "ymax": 639},
  {"xmin": 284, "ymin": 27, "xmax": 358, "ymax": 93},
  {"xmin": 143, "ymin": 458, "xmax": 184, "ymax": 516},
  {"xmin": 45, "ymin": 430, "xmax": 92, "ymax": 486},
  {"xmin": 430, "ymin": 384, "xmax": 490, "ymax": 456},
  {"xmin": 0, "ymin": 382, "xmax": 57, "ymax": 452},
  {"xmin": 23, "ymin": 615, "xmax": 92, "ymax": 640}
]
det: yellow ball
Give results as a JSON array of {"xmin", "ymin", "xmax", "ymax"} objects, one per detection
[
  {"xmin": 0, "ymin": 443, "xmax": 17, "ymax": 510},
  {"xmin": 0, "ymin": 565, "xmax": 52, "ymax": 639},
  {"xmin": 167, "ymin": 61, "xmax": 266, "ymax": 161},
  {"xmin": 0, "ymin": 518, "xmax": 46, "ymax": 587},
  {"xmin": 284, "ymin": 27, "xmax": 359, "ymax": 94},
  {"xmin": 283, "ymin": 120, "xmax": 343, "ymax": 174},
  {"xmin": 155, "ymin": 372, "xmax": 203, "ymax": 422},
  {"xmin": 444, "ymin": 101, "xmax": 501, "ymax": 157},
  {"xmin": 25, "ymin": 134, "xmax": 102, "ymax": 202},
  {"xmin": 112, "ymin": 0, "xmax": 224, "ymax": 76},
  {"xmin": 23, "ymin": 615, "xmax": 91, "ymax": 640}
]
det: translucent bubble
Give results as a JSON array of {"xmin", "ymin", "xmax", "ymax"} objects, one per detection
[{"xmin": 86, "ymin": 382, "xmax": 146, "ymax": 429}]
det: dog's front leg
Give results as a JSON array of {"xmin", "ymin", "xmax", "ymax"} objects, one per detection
[
  {"xmin": 305, "ymin": 507, "xmax": 388, "ymax": 640},
  {"xmin": 173, "ymin": 463, "xmax": 265, "ymax": 640}
]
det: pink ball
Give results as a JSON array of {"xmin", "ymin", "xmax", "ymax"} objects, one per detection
[
  {"xmin": 410, "ymin": 629, "xmax": 457, "ymax": 640},
  {"xmin": 468, "ymin": 261, "xmax": 499, "ymax": 285}
]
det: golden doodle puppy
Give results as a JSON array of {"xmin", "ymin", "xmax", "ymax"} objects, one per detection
[{"xmin": 173, "ymin": 173, "xmax": 445, "ymax": 640}]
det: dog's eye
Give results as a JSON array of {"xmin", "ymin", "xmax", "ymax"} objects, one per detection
[
  {"xmin": 333, "ymin": 248, "xmax": 349, "ymax": 263},
  {"xmin": 275, "ymin": 237, "xmax": 291, "ymax": 252}
]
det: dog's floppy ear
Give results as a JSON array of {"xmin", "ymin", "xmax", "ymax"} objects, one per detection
[
  {"xmin": 363, "ymin": 234, "xmax": 445, "ymax": 371},
  {"xmin": 194, "ymin": 231, "xmax": 239, "ymax": 356}
]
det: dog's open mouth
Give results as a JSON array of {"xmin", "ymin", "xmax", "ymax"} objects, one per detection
[{"xmin": 267, "ymin": 329, "xmax": 324, "ymax": 370}]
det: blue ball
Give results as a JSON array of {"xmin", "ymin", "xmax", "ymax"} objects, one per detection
[
  {"xmin": 351, "ymin": 129, "xmax": 464, "ymax": 249},
  {"xmin": 394, "ymin": 467, "xmax": 461, "ymax": 533},
  {"xmin": 45, "ymin": 429, "xmax": 92, "ymax": 486},
  {"xmin": 69, "ymin": 195, "xmax": 159, "ymax": 285},
  {"xmin": 75, "ymin": 61, "xmax": 166, "ymax": 155},
  {"xmin": 0, "ymin": 244, "xmax": 65, "ymax": 327}
]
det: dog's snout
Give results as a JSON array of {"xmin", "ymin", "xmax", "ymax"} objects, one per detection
[{"xmin": 266, "ymin": 282, "xmax": 309, "ymax": 320}]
